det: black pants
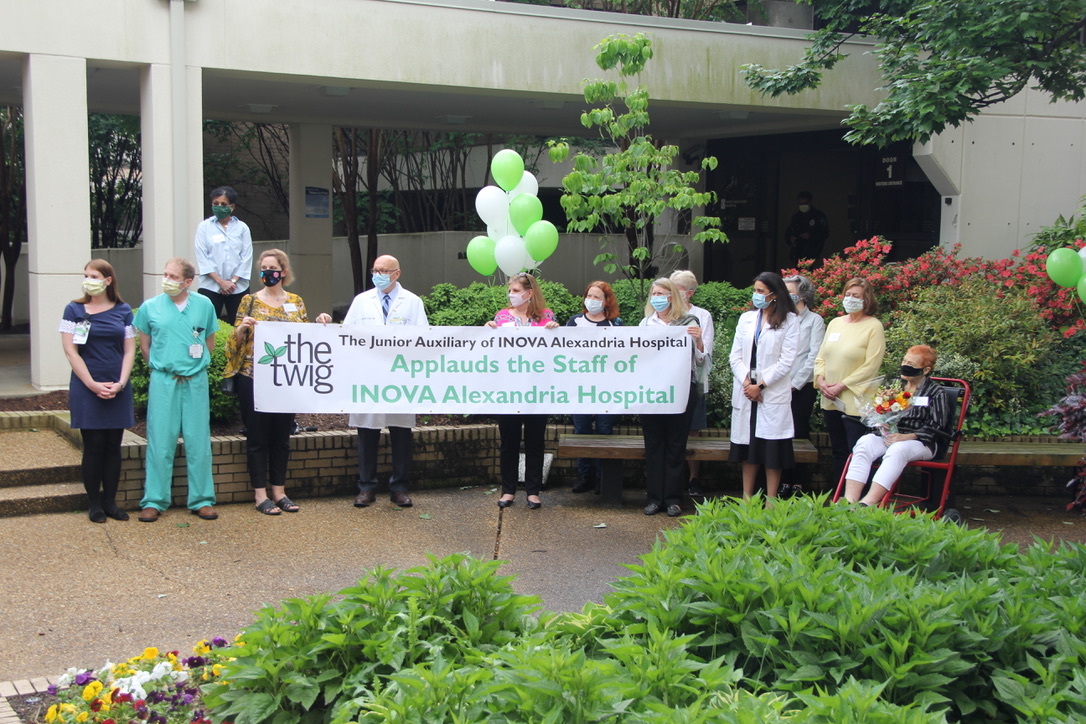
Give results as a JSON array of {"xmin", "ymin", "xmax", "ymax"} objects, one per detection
[
  {"xmin": 80, "ymin": 428, "xmax": 124, "ymax": 508},
  {"xmin": 498, "ymin": 414, "xmax": 548, "ymax": 496},
  {"xmin": 823, "ymin": 408, "xmax": 868, "ymax": 486},
  {"xmin": 641, "ymin": 383, "xmax": 697, "ymax": 508},
  {"xmin": 238, "ymin": 374, "xmax": 295, "ymax": 490},
  {"xmin": 198, "ymin": 288, "xmax": 245, "ymax": 324},
  {"xmin": 357, "ymin": 426, "xmax": 413, "ymax": 494}
]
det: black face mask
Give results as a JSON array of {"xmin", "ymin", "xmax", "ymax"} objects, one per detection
[
  {"xmin": 900, "ymin": 364, "xmax": 925, "ymax": 378},
  {"xmin": 261, "ymin": 270, "xmax": 283, "ymax": 287}
]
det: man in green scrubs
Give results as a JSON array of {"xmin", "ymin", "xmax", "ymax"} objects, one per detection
[{"xmin": 135, "ymin": 258, "xmax": 220, "ymax": 522}]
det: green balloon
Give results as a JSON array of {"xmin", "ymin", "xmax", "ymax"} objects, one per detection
[
  {"xmin": 1046, "ymin": 247, "xmax": 1083, "ymax": 287},
  {"xmin": 524, "ymin": 220, "xmax": 559, "ymax": 262},
  {"xmin": 1077, "ymin": 273, "xmax": 1086, "ymax": 304},
  {"xmin": 491, "ymin": 149, "xmax": 525, "ymax": 192},
  {"xmin": 466, "ymin": 235, "xmax": 497, "ymax": 276},
  {"xmin": 508, "ymin": 194, "xmax": 544, "ymax": 236}
]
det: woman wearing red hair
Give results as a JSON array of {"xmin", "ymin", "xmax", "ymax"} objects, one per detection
[{"xmin": 841, "ymin": 345, "xmax": 954, "ymax": 506}]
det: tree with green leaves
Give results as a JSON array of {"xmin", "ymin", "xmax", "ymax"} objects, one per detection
[
  {"xmin": 742, "ymin": 0, "xmax": 1086, "ymax": 146},
  {"xmin": 88, "ymin": 114, "xmax": 142, "ymax": 248},
  {"xmin": 549, "ymin": 33, "xmax": 726, "ymax": 297},
  {"xmin": 0, "ymin": 106, "xmax": 26, "ymax": 331}
]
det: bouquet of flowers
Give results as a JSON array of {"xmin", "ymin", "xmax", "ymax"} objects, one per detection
[
  {"xmin": 860, "ymin": 380, "xmax": 913, "ymax": 436},
  {"xmin": 44, "ymin": 637, "xmax": 232, "ymax": 724}
]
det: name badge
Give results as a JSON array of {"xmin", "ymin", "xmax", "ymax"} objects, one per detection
[
  {"xmin": 828, "ymin": 332, "xmax": 841, "ymax": 342},
  {"xmin": 211, "ymin": 233, "xmax": 226, "ymax": 243},
  {"xmin": 189, "ymin": 343, "xmax": 204, "ymax": 359},
  {"xmin": 283, "ymin": 303, "xmax": 298, "ymax": 313},
  {"xmin": 913, "ymin": 396, "xmax": 929, "ymax": 407},
  {"xmin": 388, "ymin": 315, "xmax": 405, "ymax": 326},
  {"xmin": 499, "ymin": 321, "xmax": 516, "ymax": 327},
  {"xmin": 73, "ymin": 321, "xmax": 91, "ymax": 345}
]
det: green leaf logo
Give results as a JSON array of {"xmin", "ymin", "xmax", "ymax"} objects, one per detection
[{"xmin": 257, "ymin": 341, "xmax": 288, "ymax": 366}]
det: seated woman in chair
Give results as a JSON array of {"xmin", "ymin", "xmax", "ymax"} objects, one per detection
[{"xmin": 842, "ymin": 345, "xmax": 954, "ymax": 506}]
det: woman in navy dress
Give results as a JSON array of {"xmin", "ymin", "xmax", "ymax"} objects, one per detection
[{"xmin": 60, "ymin": 259, "xmax": 136, "ymax": 523}]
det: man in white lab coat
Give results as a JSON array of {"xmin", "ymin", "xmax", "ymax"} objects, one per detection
[{"xmin": 344, "ymin": 255, "xmax": 429, "ymax": 507}]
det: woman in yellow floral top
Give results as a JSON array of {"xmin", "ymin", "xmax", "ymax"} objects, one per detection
[{"xmin": 224, "ymin": 249, "xmax": 331, "ymax": 515}]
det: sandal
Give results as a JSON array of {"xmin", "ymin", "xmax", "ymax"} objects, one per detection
[
  {"xmin": 255, "ymin": 499, "xmax": 281, "ymax": 516},
  {"xmin": 275, "ymin": 496, "xmax": 300, "ymax": 513}
]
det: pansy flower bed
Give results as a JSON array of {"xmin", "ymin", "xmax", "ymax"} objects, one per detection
[{"xmin": 42, "ymin": 638, "xmax": 232, "ymax": 724}]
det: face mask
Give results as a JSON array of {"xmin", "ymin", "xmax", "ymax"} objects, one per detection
[
  {"xmin": 162, "ymin": 277, "xmax": 184, "ymax": 297},
  {"xmin": 789, "ymin": 293, "xmax": 801, "ymax": 304},
  {"xmin": 82, "ymin": 278, "xmax": 107, "ymax": 296},
  {"xmin": 650, "ymin": 295, "xmax": 670, "ymax": 312},
  {"xmin": 371, "ymin": 273, "xmax": 392, "ymax": 291},
  {"xmin": 212, "ymin": 205, "xmax": 232, "ymax": 221},
  {"xmin": 508, "ymin": 292, "xmax": 529, "ymax": 308},
  {"xmin": 584, "ymin": 298, "xmax": 604, "ymax": 315},
  {"xmin": 261, "ymin": 269, "xmax": 283, "ymax": 287},
  {"xmin": 842, "ymin": 296, "xmax": 865, "ymax": 314},
  {"xmin": 798, "ymin": 204, "xmax": 810, "ymax": 213},
  {"xmin": 752, "ymin": 292, "xmax": 772, "ymax": 310},
  {"xmin": 900, "ymin": 364, "xmax": 926, "ymax": 378}
]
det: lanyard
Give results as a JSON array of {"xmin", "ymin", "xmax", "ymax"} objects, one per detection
[{"xmin": 754, "ymin": 310, "xmax": 764, "ymax": 345}]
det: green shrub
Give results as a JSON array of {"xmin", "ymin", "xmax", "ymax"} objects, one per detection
[
  {"xmin": 130, "ymin": 316, "xmax": 238, "ymax": 424},
  {"xmin": 706, "ymin": 323, "xmax": 734, "ymax": 429},
  {"xmin": 423, "ymin": 280, "xmax": 579, "ymax": 326}
]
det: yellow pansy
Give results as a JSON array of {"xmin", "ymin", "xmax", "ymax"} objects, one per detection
[
  {"xmin": 193, "ymin": 639, "xmax": 211, "ymax": 654},
  {"xmin": 82, "ymin": 680, "xmax": 103, "ymax": 701},
  {"xmin": 142, "ymin": 647, "xmax": 159, "ymax": 660},
  {"xmin": 61, "ymin": 703, "xmax": 77, "ymax": 713},
  {"xmin": 45, "ymin": 705, "xmax": 58, "ymax": 723},
  {"xmin": 100, "ymin": 688, "xmax": 113, "ymax": 705},
  {"xmin": 212, "ymin": 663, "xmax": 224, "ymax": 677},
  {"xmin": 76, "ymin": 712, "xmax": 89, "ymax": 723}
]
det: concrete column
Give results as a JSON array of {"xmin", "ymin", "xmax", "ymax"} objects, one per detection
[
  {"xmin": 185, "ymin": 64, "xmax": 205, "ymax": 261},
  {"xmin": 140, "ymin": 63, "xmax": 174, "ymax": 302},
  {"xmin": 288, "ymin": 123, "xmax": 334, "ymax": 317},
  {"xmin": 23, "ymin": 54, "xmax": 90, "ymax": 389}
]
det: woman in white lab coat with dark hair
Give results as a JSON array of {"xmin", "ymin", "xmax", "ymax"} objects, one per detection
[{"xmin": 729, "ymin": 271, "xmax": 799, "ymax": 501}]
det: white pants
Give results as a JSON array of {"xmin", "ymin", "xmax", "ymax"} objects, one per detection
[{"xmin": 846, "ymin": 433, "xmax": 934, "ymax": 491}]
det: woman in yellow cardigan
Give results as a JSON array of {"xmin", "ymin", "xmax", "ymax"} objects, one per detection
[{"xmin": 814, "ymin": 277, "xmax": 886, "ymax": 485}]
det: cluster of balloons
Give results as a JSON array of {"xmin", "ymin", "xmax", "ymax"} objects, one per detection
[
  {"xmin": 466, "ymin": 149, "xmax": 559, "ymax": 277},
  {"xmin": 1045, "ymin": 247, "xmax": 1086, "ymax": 301}
]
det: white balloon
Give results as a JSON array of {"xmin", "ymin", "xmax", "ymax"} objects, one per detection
[
  {"xmin": 1078, "ymin": 246, "xmax": 1086, "ymax": 264},
  {"xmin": 487, "ymin": 219, "xmax": 513, "ymax": 242},
  {"xmin": 495, "ymin": 235, "xmax": 529, "ymax": 276},
  {"xmin": 475, "ymin": 186, "xmax": 510, "ymax": 228},
  {"xmin": 510, "ymin": 171, "xmax": 539, "ymax": 198}
]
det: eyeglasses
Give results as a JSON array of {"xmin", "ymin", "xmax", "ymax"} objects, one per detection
[{"xmin": 371, "ymin": 268, "xmax": 399, "ymax": 275}]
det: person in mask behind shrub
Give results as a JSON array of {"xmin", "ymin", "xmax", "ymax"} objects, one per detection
[{"xmin": 224, "ymin": 249, "xmax": 331, "ymax": 516}]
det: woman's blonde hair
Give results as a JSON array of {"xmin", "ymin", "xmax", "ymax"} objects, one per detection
[
  {"xmin": 74, "ymin": 259, "xmax": 123, "ymax": 304},
  {"xmin": 643, "ymin": 277, "xmax": 690, "ymax": 323}
]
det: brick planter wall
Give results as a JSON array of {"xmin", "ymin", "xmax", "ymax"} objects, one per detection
[{"xmin": 4, "ymin": 412, "xmax": 1080, "ymax": 503}]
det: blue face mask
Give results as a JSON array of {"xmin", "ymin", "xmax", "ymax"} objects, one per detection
[
  {"xmin": 372, "ymin": 273, "xmax": 392, "ymax": 291},
  {"xmin": 752, "ymin": 292, "xmax": 772, "ymax": 309},
  {"xmin": 584, "ymin": 298, "xmax": 604, "ymax": 315},
  {"xmin": 650, "ymin": 295, "xmax": 670, "ymax": 312}
]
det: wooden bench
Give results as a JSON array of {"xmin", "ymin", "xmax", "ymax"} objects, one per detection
[
  {"xmin": 556, "ymin": 434, "xmax": 819, "ymax": 505},
  {"xmin": 953, "ymin": 442, "xmax": 1083, "ymax": 468}
]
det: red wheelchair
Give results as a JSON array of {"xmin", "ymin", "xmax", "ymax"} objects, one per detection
[{"xmin": 831, "ymin": 378, "xmax": 971, "ymax": 522}]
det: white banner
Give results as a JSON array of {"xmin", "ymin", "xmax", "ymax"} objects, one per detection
[{"xmin": 252, "ymin": 323, "xmax": 693, "ymax": 415}]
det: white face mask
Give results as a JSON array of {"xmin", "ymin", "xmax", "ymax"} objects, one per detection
[
  {"xmin": 162, "ymin": 277, "xmax": 184, "ymax": 297},
  {"xmin": 508, "ymin": 291, "xmax": 529, "ymax": 308},
  {"xmin": 798, "ymin": 204, "xmax": 810, "ymax": 213},
  {"xmin": 82, "ymin": 278, "xmax": 107, "ymax": 296},
  {"xmin": 842, "ymin": 296, "xmax": 865, "ymax": 314},
  {"xmin": 584, "ymin": 298, "xmax": 604, "ymax": 315}
]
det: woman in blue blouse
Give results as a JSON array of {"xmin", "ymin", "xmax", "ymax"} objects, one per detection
[{"xmin": 60, "ymin": 260, "xmax": 136, "ymax": 523}]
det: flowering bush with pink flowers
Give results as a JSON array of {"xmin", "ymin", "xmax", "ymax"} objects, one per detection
[{"xmin": 43, "ymin": 639, "xmax": 232, "ymax": 724}]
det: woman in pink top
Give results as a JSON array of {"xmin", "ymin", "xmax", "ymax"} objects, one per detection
[{"xmin": 486, "ymin": 273, "xmax": 559, "ymax": 509}]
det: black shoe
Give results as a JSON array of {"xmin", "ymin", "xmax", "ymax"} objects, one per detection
[
  {"xmin": 527, "ymin": 497, "xmax": 542, "ymax": 509},
  {"xmin": 644, "ymin": 502, "xmax": 664, "ymax": 516},
  {"xmin": 688, "ymin": 478, "xmax": 704, "ymax": 497},
  {"xmin": 354, "ymin": 491, "xmax": 376, "ymax": 507},
  {"xmin": 88, "ymin": 506, "xmax": 106, "ymax": 524},
  {"xmin": 390, "ymin": 491, "xmax": 413, "ymax": 508},
  {"xmin": 666, "ymin": 504, "xmax": 683, "ymax": 517},
  {"xmin": 498, "ymin": 496, "xmax": 515, "ymax": 509},
  {"xmin": 104, "ymin": 504, "xmax": 129, "ymax": 521},
  {"xmin": 571, "ymin": 478, "xmax": 594, "ymax": 494}
]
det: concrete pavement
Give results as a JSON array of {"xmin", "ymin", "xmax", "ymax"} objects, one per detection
[{"xmin": 0, "ymin": 486, "xmax": 683, "ymax": 682}]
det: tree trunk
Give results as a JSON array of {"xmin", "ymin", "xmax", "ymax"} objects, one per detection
[{"xmin": 366, "ymin": 128, "xmax": 381, "ymax": 284}]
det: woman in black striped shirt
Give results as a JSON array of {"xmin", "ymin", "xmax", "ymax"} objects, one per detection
[{"xmin": 841, "ymin": 345, "xmax": 954, "ymax": 506}]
